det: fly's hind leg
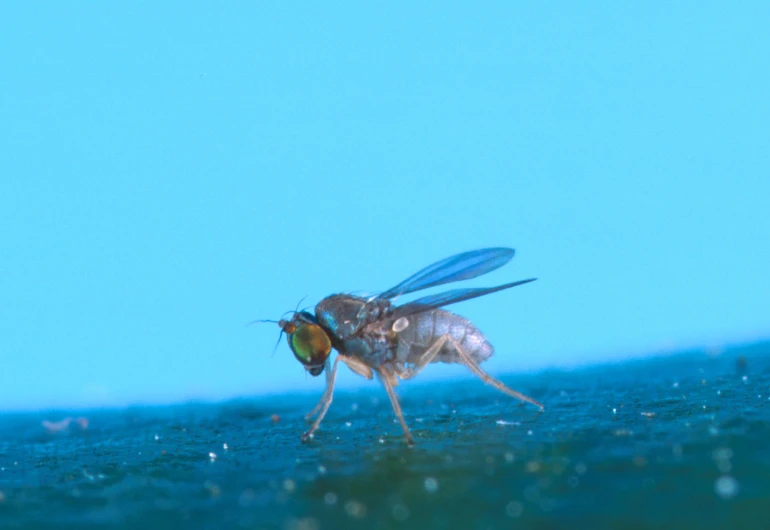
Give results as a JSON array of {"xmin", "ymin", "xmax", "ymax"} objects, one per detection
[
  {"xmin": 452, "ymin": 337, "xmax": 544, "ymax": 410},
  {"xmin": 302, "ymin": 356, "xmax": 341, "ymax": 441},
  {"xmin": 399, "ymin": 334, "xmax": 544, "ymax": 410}
]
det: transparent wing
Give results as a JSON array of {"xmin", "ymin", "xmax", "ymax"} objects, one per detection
[
  {"xmin": 390, "ymin": 278, "xmax": 537, "ymax": 319},
  {"xmin": 376, "ymin": 247, "xmax": 516, "ymax": 300}
]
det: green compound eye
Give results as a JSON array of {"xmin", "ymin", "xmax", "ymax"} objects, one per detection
[{"xmin": 289, "ymin": 322, "xmax": 332, "ymax": 366}]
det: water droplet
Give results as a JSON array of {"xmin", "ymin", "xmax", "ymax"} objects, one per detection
[
  {"xmin": 344, "ymin": 500, "xmax": 367, "ymax": 518},
  {"xmin": 286, "ymin": 517, "xmax": 319, "ymax": 530},
  {"xmin": 324, "ymin": 492, "xmax": 338, "ymax": 505},
  {"xmin": 505, "ymin": 501, "xmax": 523, "ymax": 518},
  {"xmin": 391, "ymin": 503, "xmax": 410, "ymax": 521},
  {"xmin": 714, "ymin": 476, "xmax": 739, "ymax": 499}
]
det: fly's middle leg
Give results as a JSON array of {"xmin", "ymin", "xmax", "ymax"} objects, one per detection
[
  {"xmin": 378, "ymin": 367, "xmax": 414, "ymax": 445},
  {"xmin": 302, "ymin": 356, "xmax": 341, "ymax": 442},
  {"xmin": 395, "ymin": 335, "xmax": 449, "ymax": 380}
]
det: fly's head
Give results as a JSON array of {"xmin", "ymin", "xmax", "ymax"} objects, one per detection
[{"xmin": 279, "ymin": 311, "xmax": 332, "ymax": 377}]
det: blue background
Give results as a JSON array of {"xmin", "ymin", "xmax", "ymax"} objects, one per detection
[{"xmin": 1, "ymin": 3, "xmax": 768, "ymax": 411}]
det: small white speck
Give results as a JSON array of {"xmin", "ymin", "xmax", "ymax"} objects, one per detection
[
  {"xmin": 209, "ymin": 452, "xmax": 217, "ymax": 461},
  {"xmin": 378, "ymin": 438, "xmax": 385, "ymax": 444},
  {"xmin": 424, "ymin": 477, "xmax": 439, "ymax": 493},
  {"xmin": 673, "ymin": 382, "xmax": 679, "ymax": 388},
  {"xmin": 714, "ymin": 476, "xmax": 739, "ymax": 499},
  {"xmin": 527, "ymin": 430, "xmax": 533, "ymax": 436},
  {"xmin": 223, "ymin": 443, "xmax": 228, "ymax": 450},
  {"xmin": 154, "ymin": 434, "xmax": 159, "ymax": 441},
  {"xmin": 612, "ymin": 408, "xmax": 617, "ymax": 414},
  {"xmin": 742, "ymin": 375, "xmax": 748, "ymax": 382},
  {"xmin": 496, "ymin": 420, "xmax": 520, "ymax": 426},
  {"xmin": 318, "ymin": 465, "xmax": 327, "ymax": 474},
  {"xmin": 345, "ymin": 422, "xmax": 352, "ymax": 427}
]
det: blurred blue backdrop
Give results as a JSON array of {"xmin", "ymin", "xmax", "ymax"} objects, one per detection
[{"xmin": 1, "ymin": 3, "xmax": 768, "ymax": 411}]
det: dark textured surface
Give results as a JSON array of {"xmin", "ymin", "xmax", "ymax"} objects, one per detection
[{"xmin": 1, "ymin": 342, "xmax": 769, "ymax": 529}]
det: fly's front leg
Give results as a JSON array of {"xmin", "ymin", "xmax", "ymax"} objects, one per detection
[
  {"xmin": 302, "ymin": 356, "xmax": 341, "ymax": 442},
  {"xmin": 339, "ymin": 355, "xmax": 374, "ymax": 380},
  {"xmin": 305, "ymin": 358, "xmax": 337, "ymax": 421},
  {"xmin": 306, "ymin": 355, "xmax": 374, "ymax": 422}
]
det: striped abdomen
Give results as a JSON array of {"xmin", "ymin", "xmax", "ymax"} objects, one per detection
[{"xmin": 392, "ymin": 309, "xmax": 494, "ymax": 366}]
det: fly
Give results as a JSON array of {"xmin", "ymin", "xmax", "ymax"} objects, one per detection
[{"xmin": 269, "ymin": 247, "xmax": 543, "ymax": 445}]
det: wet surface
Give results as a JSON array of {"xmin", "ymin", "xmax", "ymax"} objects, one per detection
[{"xmin": 1, "ymin": 342, "xmax": 769, "ymax": 529}]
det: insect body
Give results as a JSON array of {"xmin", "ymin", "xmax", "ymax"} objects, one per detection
[{"xmin": 274, "ymin": 247, "xmax": 543, "ymax": 445}]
